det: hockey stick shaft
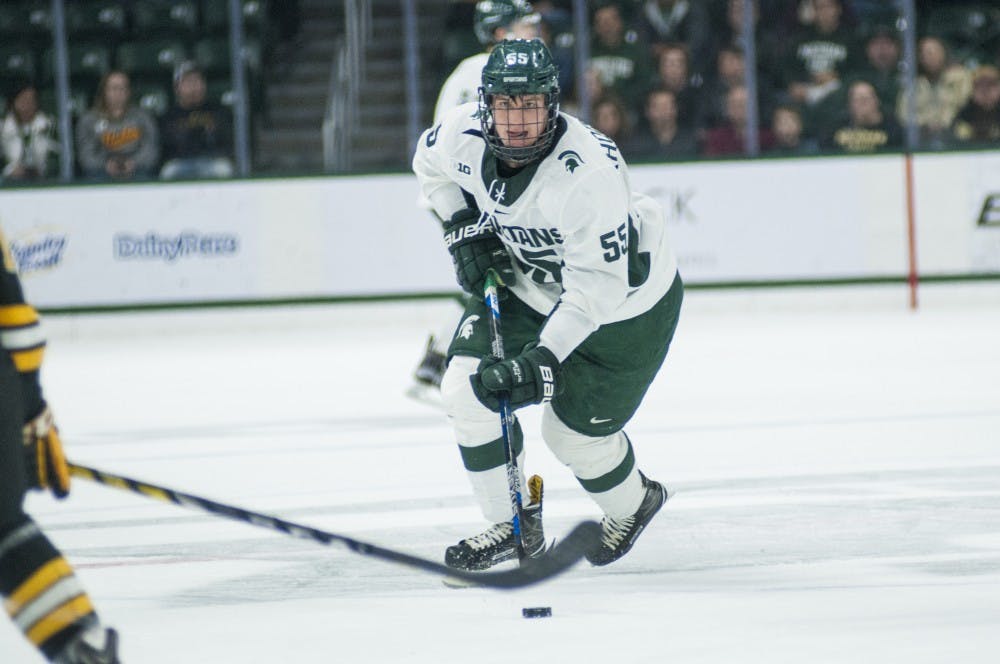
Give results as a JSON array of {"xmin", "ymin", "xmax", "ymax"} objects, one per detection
[
  {"xmin": 68, "ymin": 461, "xmax": 598, "ymax": 589},
  {"xmin": 483, "ymin": 270, "xmax": 527, "ymax": 560}
]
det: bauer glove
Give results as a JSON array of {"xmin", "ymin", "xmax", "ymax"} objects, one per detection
[
  {"xmin": 471, "ymin": 344, "xmax": 561, "ymax": 412},
  {"xmin": 442, "ymin": 208, "xmax": 516, "ymax": 296},
  {"xmin": 23, "ymin": 405, "xmax": 71, "ymax": 499}
]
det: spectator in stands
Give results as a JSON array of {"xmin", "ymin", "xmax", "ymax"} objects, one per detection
[
  {"xmin": 714, "ymin": 0, "xmax": 787, "ymax": 95},
  {"xmin": 1, "ymin": 82, "xmax": 57, "ymax": 183},
  {"xmin": 159, "ymin": 62, "xmax": 235, "ymax": 180},
  {"xmin": 591, "ymin": 94, "xmax": 632, "ymax": 146},
  {"xmin": 782, "ymin": 0, "xmax": 860, "ymax": 109},
  {"xmin": 951, "ymin": 65, "xmax": 1000, "ymax": 145},
  {"xmin": 821, "ymin": 79, "xmax": 902, "ymax": 152},
  {"xmin": 852, "ymin": 24, "xmax": 902, "ymax": 109},
  {"xmin": 703, "ymin": 84, "xmax": 775, "ymax": 156},
  {"xmin": 896, "ymin": 35, "xmax": 972, "ymax": 149},
  {"xmin": 534, "ymin": 3, "xmax": 576, "ymax": 96},
  {"xmin": 701, "ymin": 45, "xmax": 776, "ymax": 131},
  {"xmin": 623, "ymin": 86, "xmax": 699, "ymax": 160},
  {"xmin": 589, "ymin": 2, "xmax": 651, "ymax": 116},
  {"xmin": 76, "ymin": 70, "xmax": 159, "ymax": 181},
  {"xmin": 633, "ymin": 0, "xmax": 714, "ymax": 81},
  {"xmin": 651, "ymin": 43, "xmax": 704, "ymax": 129},
  {"xmin": 765, "ymin": 103, "xmax": 818, "ymax": 155}
]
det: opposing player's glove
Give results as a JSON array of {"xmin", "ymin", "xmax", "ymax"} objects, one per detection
[
  {"xmin": 471, "ymin": 345, "xmax": 561, "ymax": 412},
  {"xmin": 442, "ymin": 208, "xmax": 515, "ymax": 296},
  {"xmin": 22, "ymin": 405, "xmax": 71, "ymax": 499}
]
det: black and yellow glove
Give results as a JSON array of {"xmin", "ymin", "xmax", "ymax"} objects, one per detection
[{"xmin": 22, "ymin": 405, "xmax": 70, "ymax": 499}]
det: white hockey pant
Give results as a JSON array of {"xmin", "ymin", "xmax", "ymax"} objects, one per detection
[{"xmin": 441, "ymin": 356, "xmax": 645, "ymax": 522}]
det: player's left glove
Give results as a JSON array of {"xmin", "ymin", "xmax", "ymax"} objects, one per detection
[
  {"xmin": 471, "ymin": 345, "xmax": 561, "ymax": 412},
  {"xmin": 442, "ymin": 208, "xmax": 516, "ymax": 296},
  {"xmin": 22, "ymin": 405, "xmax": 71, "ymax": 499}
]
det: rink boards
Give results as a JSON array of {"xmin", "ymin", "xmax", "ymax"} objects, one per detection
[{"xmin": 1, "ymin": 151, "xmax": 998, "ymax": 309}]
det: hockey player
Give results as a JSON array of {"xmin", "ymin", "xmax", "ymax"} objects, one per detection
[
  {"xmin": 412, "ymin": 39, "xmax": 683, "ymax": 569},
  {"xmin": 0, "ymin": 226, "xmax": 120, "ymax": 663},
  {"xmin": 410, "ymin": 0, "xmax": 541, "ymax": 397}
]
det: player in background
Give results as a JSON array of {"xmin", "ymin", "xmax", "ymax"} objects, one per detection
[
  {"xmin": 409, "ymin": 0, "xmax": 541, "ymax": 402},
  {"xmin": 412, "ymin": 39, "xmax": 683, "ymax": 570},
  {"xmin": 0, "ymin": 226, "xmax": 121, "ymax": 663}
]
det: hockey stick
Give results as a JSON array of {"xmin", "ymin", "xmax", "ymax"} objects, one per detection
[
  {"xmin": 482, "ymin": 269, "xmax": 528, "ymax": 560},
  {"xmin": 67, "ymin": 461, "xmax": 599, "ymax": 589}
]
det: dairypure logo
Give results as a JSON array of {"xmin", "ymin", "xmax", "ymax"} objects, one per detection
[
  {"xmin": 114, "ymin": 231, "xmax": 239, "ymax": 262},
  {"xmin": 9, "ymin": 234, "xmax": 68, "ymax": 274}
]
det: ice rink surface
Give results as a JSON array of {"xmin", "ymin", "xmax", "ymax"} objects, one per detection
[{"xmin": 3, "ymin": 283, "xmax": 999, "ymax": 663}]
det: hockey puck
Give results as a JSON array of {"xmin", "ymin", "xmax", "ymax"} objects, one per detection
[{"xmin": 522, "ymin": 606, "xmax": 552, "ymax": 618}]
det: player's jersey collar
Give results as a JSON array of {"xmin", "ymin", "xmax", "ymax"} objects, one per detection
[{"xmin": 479, "ymin": 115, "xmax": 568, "ymax": 206}]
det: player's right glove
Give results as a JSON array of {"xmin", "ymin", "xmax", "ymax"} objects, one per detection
[
  {"xmin": 471, "ymin": 344, "xmax": 561, "ymax": 412},
  {"xmin": 442, "ymin": 208, "xmax": 516, "ymax": 296},
  {"xmin": 22, "ymin": 405, "xmax": 71, "ymax": 499}
]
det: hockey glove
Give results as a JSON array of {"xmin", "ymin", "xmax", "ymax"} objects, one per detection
[
  {"xmin": 471, "ymin": 345, "xmax": 561, "ymax": 412},
  {"xmin": 22, "ymin": 405, "xmax": 71, "ymax": 499},
  {"xmin": 442, "ymin": 208, "xmax": 515, "ymax": 296}
]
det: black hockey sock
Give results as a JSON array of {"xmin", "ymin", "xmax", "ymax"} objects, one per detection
[{"xmin": 0, "ymin": 516, "xmax": 97, "ymax": 660}]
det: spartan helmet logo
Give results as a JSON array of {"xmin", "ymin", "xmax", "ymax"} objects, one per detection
[{"xmin": 558, "ymin": 150, "xmax": 584, "ymax": 173}]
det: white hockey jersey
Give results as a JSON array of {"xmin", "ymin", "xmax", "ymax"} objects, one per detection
[
  {"xmin": 433, "ymin": 53, "xmax": 489, "ymax": 123},
  {"xmin": 413, "ymin": 102, "xmax": 679, "ymax": 362}
]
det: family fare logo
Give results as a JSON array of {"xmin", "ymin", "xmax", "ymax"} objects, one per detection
[
  {"xmin": 114, "ymin": 231, "xmax": 239, "ymax": 262},
  {"xmin": 10, "ymin": 235, "xmax": 68, "ymax": 274}
]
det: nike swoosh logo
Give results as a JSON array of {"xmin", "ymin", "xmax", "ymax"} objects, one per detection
[{"xmin": 590, "ymin": 417, "xmax": 613, "ymax": 424}]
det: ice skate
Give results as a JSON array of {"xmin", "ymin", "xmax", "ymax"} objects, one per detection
[
  {"xmin": 55, "ymin": 626, "xmax": 120, "ymax": 664},
  {"xmin": 585, "ymin": 472, "xmax": 668, "ymax": 566},
  {"xmin": 445, "ymin": 475, "xmax": 546, "ymax": 572},
  {"xmin": 405, "ymin": 335, "xmax": 447, "ymax": 408}
]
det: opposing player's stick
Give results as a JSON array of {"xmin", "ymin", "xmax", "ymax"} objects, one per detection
[
  {"xmin": 67, "ymin": 461, "xmax": 599, "ymax": 589},
  {"xmin": 482, "ymin": 269, "xmax": 528, "ymax": 560}
]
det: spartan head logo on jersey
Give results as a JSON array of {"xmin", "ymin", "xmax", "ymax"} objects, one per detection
[
  {"xmin": 459, "ymin": 315, "xmax": 481, "ymax": 339},
  {"xmin": 558, "ymin": 150, "xmax": 583, "ymax": 173}
]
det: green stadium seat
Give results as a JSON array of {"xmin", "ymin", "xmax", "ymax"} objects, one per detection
[
  {"xmin": 0, "ymin": 5, "xmax": 27, "ymax": 41},
  {"xmin": 201, "ymin": 0, "xmax": 269, "ymax": 36},
  {"xmin": 206, "ymin": 79, "xmax": 234, "ymax": 107},
  {"xmin": 23, "ymin": 1, "xmax": 53, "ymax": 40},
  {"xmin": 131, "ymin": 0, "xmax": 199, "ymax": 36},
  {"xmin": 0, "ymin": 45, "xmax": 37, "ymax": 84},
  {"xmin": 65, "ymin": 1, "xmax": 128, "ymax": 39},
  {"xmin": 193, "ymin": 36, "xmax": 229, "ymax": 75},
  {"xmin": 132, "ymin": 81, "xmax": 171, "ymax": 116},
  {"xmin": 42, "ymin": 43, "xmax": 112, "ymax": 87},
  {"xmin": 194, "ymin": 36, "xmax": 261, "ymax": 75},
  {"xmin": 39, "ymin": 87, "xmax": 92, "ymax": 117},
  {"xmin": 116, "ymin": 40, "xmax": 187, "ymax": 79}
]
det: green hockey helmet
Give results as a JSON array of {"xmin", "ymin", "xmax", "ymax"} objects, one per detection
[
  {"xmin": 474, "ymin": 0, "xmax": 535, "ymax": 46},
  {"xmin": 478, "ymin": 38, "xmax": 561, "ymax": 165}
]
